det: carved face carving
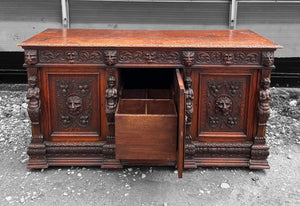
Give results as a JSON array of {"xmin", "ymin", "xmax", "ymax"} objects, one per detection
[
  {"xmin": 25, "ymin": 50, "xmax": 37, "ymax": 65},
  {"xmin": 107, "ymin": 75, "xmax": 116, "ymax": 88},
  {"xmin": 261, "ymin": 77, "xmax": 271, "ymax": 90},
  {"xmin": 223, "ymin": 53, "xmax": 233, "ymax": 65},
  {"xmin": 104, "ymin": 50, "xmax": 117, "ymax": 66},
  {"xmin": 262, "ymin": 51, "xmax": 274, "ymax": 67},
  {"xmin": 183, "ymin": 51, "xmax": 195, "ymax": 67},
  {"xmin": 28, "ymin": 76, "xmax": 38, "ymax": 88},
  {"xmin": 185, "ymin": 76, "xmax": 192, "ymax": 88},
  {"xmin": 66, "ymin": 51, "xmax": 78, "ymax": 63},
  {"xmin": 215, "ymin": 96, "xmax": 232, "ymax": 116},
  {"xmin": 66, "ymin": 96, "xmax": 82, "ymax": 115},
  {"xmin": 145, "ymin": 51, "xmax": 156, "ymax": 63}
]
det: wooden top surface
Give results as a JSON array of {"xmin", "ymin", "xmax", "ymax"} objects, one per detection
[{"xmin": 19, "ymin": 29, "xmax": 282, "ymax": 49}]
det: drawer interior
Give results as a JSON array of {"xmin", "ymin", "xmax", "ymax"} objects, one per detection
[
  {"xmin": 117, "ymin": 99, "xmax": 177, "ymax": 116},
  {"xmin": 121, "ymin": 89, "xmax": 172, "ymax": 99}
]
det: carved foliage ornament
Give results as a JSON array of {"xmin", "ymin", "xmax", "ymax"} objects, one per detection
[{"xmin": 56, "ymin": 79, "xmax": 92, "ymax": 128}]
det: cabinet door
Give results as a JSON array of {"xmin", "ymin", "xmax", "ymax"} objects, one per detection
[
  {"xmin": 42, "ymin": 68, "xmax": 103, "ymax": 141},
  {"xmin": 174, "ymin": 69, "xmax": 185, "ymax": 178},
  {"xmin": 197, "ymin": 68, "xmax": 258, "ymax": 142}
]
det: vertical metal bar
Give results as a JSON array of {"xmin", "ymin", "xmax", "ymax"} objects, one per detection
[
  {"xmin": 61, "ymin": 0, "xmax": 70, "ymax": 28},
  {"xmin": 229, "ymin": 0, "xmax": 237, "ymax": 29}
]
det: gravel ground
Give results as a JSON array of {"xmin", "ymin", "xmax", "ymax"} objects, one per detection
[{"xmin": 0, "ymin": 85, "xmax": 299, "ymax": 206}]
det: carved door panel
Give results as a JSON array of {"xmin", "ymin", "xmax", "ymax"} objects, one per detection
[
  {"xmin": 42, "ymin": 68, "xmax": 102, "ymax": 141},
  {"xmin": 174, "ymin": 69, "xmax": 185, "ymax": 178},
  {"xmin": 198, "ymin": 69, "xmax": 258, "ymax": 142}
]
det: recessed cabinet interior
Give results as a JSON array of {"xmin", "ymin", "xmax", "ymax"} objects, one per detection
[{"xmin": 19, "ymin": 29, "xmax": 282, "ymax": 178}]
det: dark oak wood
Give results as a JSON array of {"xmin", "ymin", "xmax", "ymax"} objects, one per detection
[{"xmin": 19, "ymin": 29, "xmax": 281, "ymax": 178}]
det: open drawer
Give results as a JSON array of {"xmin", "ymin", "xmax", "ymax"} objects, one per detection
[
  {"xmin": 115, "ymin": 99, "xmax": 177, "ymax": 160},
  {"xmin": 115, "ymin": 69, "xmax": 185, "ymax": 177}
]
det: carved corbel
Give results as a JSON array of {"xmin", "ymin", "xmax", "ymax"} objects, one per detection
[
  {"xmin": 26, "ymin": 67, "xmax": 47, "ymax": 169},
  {"xmin": 250, "ymin": 70, "xmax": 271, "ymax": 169}
]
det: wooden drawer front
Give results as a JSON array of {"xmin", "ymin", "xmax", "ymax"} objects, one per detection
[
  {"xmin": 44, "ymin": 70, "xmax": 101, "ymax": 141},
  {"xmin": 198, "ymin": 70, "xmax": 257, "ymax": 141},
  {"xmin": 115, "ymin": 99, "xmax": 177, "ymax": 160}
]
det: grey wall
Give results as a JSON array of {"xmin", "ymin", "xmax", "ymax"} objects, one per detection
[
  {"xmin": 69, "ymin": 1, "xmax": 229, "ymax": 30},
  {"xmin": 0, "ymin": 0, "xmax": 61, "ymax": 51},
  {"xmin": 237, "ymin": 3, "xmax": 300, "ymax": 57},
  {"xmin": 1, "ymin": 1, "xmax": 299, "ymax": 58}
]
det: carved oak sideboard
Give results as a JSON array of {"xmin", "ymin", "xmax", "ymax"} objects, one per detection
[{"xmin": 19, "ymin": 29, "xmax": 282, "ymax": 178}]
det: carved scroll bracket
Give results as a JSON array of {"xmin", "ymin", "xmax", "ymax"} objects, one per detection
[{"xmin": 26, "ymin": 67, "xmax": 47, "ymax": 169}]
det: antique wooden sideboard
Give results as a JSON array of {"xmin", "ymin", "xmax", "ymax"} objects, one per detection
[{"xmin": 19, "ymin": 29, "xmax": 282, "ymax": 178}]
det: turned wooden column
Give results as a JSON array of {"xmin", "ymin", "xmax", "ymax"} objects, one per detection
[
  {"xmin": 102, "ymin": 50, "xmax": 122, "ymax": 168},
  {"xmin": 250, "ymin": 51, "xmax": 274, "ymax": 169},
  {"xmin": 25, "ymin": 49, "xmax": 48, "ymax": 169}
]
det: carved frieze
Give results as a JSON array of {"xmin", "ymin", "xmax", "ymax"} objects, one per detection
[
  {"xmin": 55, "ymin": 79, "xmax": 93, "ymax": 129},
  {"xmin": 40, "ymin": 50, "xmax": 103, "ymax": 64},
  {"xmin": 45, "ymin": 142, "xmax": 103, "ymax": 154},
  {"xmin": 195, "ymin": 51, "xmax": 260, "ymax": 65},
  {"xmin": 38, "ymin": 49, "xmax": 262, "ymax": 65},
  {"xmin": 207, "ymin": 80, "xmax": 242, "ymax": 129},
  {"xmin": 118, "ymin": 50, "xmax": 180, "ymax": 64},
  {"xmin": 195, "ymin": 142, "xmax": 252, "ymax": 157}
]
